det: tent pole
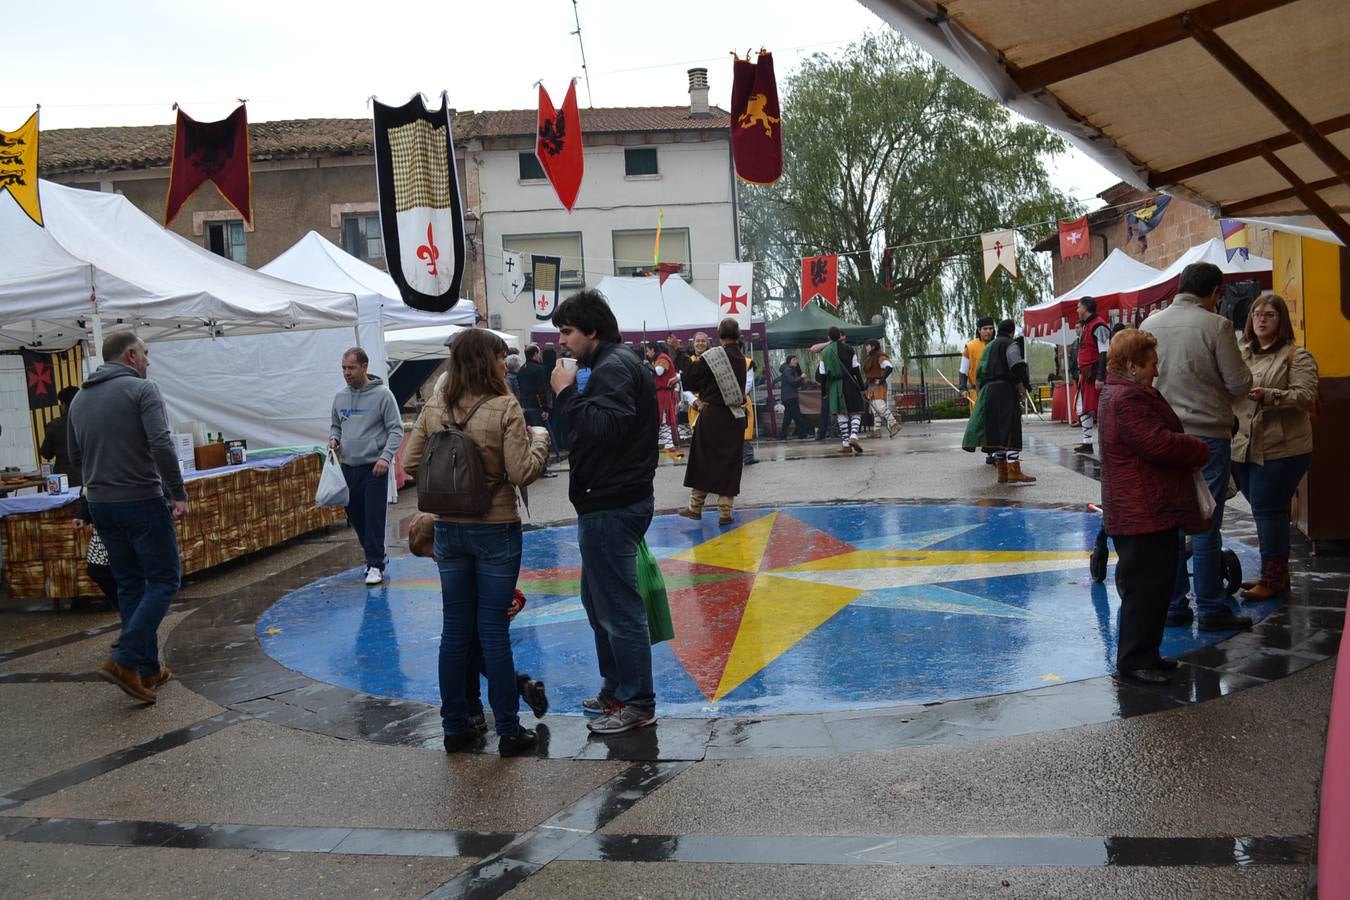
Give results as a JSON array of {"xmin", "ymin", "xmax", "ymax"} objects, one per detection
[{"xmin": 90, "ymin": 312, "xmax": 105, "ymax": 370}]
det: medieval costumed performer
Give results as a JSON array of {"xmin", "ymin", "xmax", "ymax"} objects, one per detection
[
  {"xmin": 1075, "ymin": 297, "xmax": 1111, "ymax": 454},
  {"xmin": 645, "ymin": 342, "xmax": 683, "ymax": 460},
  {"xmin": 818, "ymin": 326, "xmax": 867, "ymax": 455},
  {"xmin": 679, "ymin": 319, "xmax": 748, "ymax": 526},
  {"xmin": 962, "ymin": 320, "xmax": 1035, "ymax": 484},
  {"xmin": 861, "ymin": 340, "xmax": 902, "ymax": 439},
  {"xmin": 372, "ymin": 93, "xmax": 467, "ymax": 313},
  {"xmin": 960, "ymin": 317, "xmax": 997, "ymax": 463}
]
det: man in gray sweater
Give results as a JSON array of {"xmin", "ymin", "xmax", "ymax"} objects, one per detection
[
  {"xmin": 329, "ymin": 347, "xmax": 403, "ymax": 585},
  {"xmin": 69, "ymin": 332, "xmax": 190, "ymax": 704},
  {"xmin": 1142, "ymin": 262, "xmax": 1254, "ymax": 631}
]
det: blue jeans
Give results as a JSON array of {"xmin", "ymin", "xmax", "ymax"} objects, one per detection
[
  {"xmin": 1170, "ymin": 436, "xmax": 1231, "ymax": 618},
  {"xmin": 576, "ymin": 496, "xmax": 656, "ymax": 711},
  {"xmin": 342, "ymin": 462, "xmax": 388, "ymax": 569},
  {"xmin": 87, "ymin": 498, "xmax": 181, "ymax": 677},
  {"xmin": 1233, "ymin": 454, "xmax": 1311, "ymax": 558},
  {"xmin": 434, "ymin": 521, "xmax": 523, "ymax": 737}
]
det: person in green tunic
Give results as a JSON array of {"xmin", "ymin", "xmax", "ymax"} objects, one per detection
[{"xmin": 818, "ymin": 326, "xmax": 867, "ymax": 455}]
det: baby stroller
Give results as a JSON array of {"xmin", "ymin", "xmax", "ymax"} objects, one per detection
[{"xmin": 1087, "ymin": 504, "xmax": 1242, "ymax": 593}]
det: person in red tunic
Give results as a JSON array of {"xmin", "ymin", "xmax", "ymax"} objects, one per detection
[
  {"xmin": 1075, "ymin": 296, "xmax": 1112, "ymax": 455},
  {"xmin": 645, "ymin": 342, "xmax": 683, "ymax": 461}
]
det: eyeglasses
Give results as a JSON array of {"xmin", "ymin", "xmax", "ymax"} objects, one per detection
[{"xmin": 1253, "ymin": 312, "xmax": 1280, "ymax": 321}]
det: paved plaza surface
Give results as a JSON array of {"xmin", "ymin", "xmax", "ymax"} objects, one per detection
[{"xmin": 0, "ymin": 419, "xmax": 1343, "ymax": 898}]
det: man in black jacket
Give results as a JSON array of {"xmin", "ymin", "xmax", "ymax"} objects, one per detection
[
  {"xmin": 550, "ymin": 290, "xmax": 659, "ymax": 735},
  {"xmin": 517, "ymin": 345, "xmax": 557, "ymax": 477}
]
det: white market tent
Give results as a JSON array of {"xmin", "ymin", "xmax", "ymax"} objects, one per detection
[
  {"xmin": 1117, "ymin": 237, "xmax": 1272, "ymax": 317},
  {"xmin": 260, "ymin": 231, "xmax": 476, "ymax": 333},
  {"xmin": 529, "ymin": 275, "xmax": 762, "ymax": 343},
  {"xmin": 154, "ymin": 232, "xmax": 479, "ymax": 450},
  {"xmin": 0, "ymin": 182, "xmax": 357, "ymax": 353},
  {"xmin": 384, "ymin": 325, "xmax": 520, "ymax": 362},
  {"xmin": 1024, "ymin": 249, "xmax": 1160, "ymax": 342}
]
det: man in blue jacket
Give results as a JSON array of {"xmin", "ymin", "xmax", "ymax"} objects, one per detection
[
  {"xmin": 550, "ymin": 290, "xmax": 659, "ymax": 735},
  {"xmin": 69, "ymin": 332, "xmax": 190, "ymax": 704}
]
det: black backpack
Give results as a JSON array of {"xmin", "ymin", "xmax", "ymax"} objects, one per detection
[{"xmin": 416, "ymin": 398, "xmax": 504, "ymax": 517}]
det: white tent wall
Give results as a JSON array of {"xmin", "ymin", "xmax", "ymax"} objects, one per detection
[{"xmin": 148, "ymin": 299, "xmax": 387, "ymax": 450}]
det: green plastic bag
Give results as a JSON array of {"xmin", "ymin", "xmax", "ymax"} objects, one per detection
[{"xmin": 637, "ymin": 538, "xmax": 675, "ymax": 645}]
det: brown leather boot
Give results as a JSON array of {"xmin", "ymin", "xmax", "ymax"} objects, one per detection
[
  {"xmin": 678, "ymin": 490, "xmax": 707, "ymax": 520},
  {"xmin": 1005, "ymin": 460, "xmax": 1037, "ymax": 484},
  {"xmin": 1242, "ymin": 555, "xmax": 1288, "ymax": 601},
  {"xmin": 996, "ymin": 458, "xmax": 1009, "ymax": 483}
]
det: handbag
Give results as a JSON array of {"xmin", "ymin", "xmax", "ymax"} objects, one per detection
[
  {"xmin": 314, "ymin": 449, "xmax": 349, "ymax": 508},
  {"xmin": 637, "ymin": 539, "xmax": 675, "ymax": 645}
]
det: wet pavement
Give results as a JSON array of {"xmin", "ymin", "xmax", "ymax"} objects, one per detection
[{"xmin": 0, "ymin": 419, "xmax": 1343, "ymax": 897}]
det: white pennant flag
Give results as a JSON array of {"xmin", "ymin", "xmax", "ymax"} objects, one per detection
[
  {"xmin": 981, "ymin": 229, "xmax": 1018, "ymax": 282},
  {"xmin": 501, "ymin": 251, "xmax": 526, "ymax": 303},
  {"xmin": 717, "ymin": 262, "xmax": 754, "ymax": 332}
]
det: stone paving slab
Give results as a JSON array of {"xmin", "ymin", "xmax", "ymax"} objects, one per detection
[
  {"xmin": 504, "ymin": 861, "xmax": 1306, "ymax": 899},
  {"xmin": 0, "ymin": 842, "xmax": 470, "ymax": 899},
  {"xmin": 0, "ymin": 611, "xmax": 190, "ymax": 674},
  {"xmin": 8, "ymin": 719, "xmax": 627, "ymax": 832},
  {"xmin": 0, "ymin": 683, "xmax": 224, "ymax": 797},
  {"xmin": 599, "ymin": 661, "xmax": 1332, "ymax": 838}
]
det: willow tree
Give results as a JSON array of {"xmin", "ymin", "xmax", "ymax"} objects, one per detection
[{"xmin": 740, "ymin": 31, "xmax": 1080, "ymax": 355}]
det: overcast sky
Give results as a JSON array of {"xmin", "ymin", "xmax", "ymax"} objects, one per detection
[{"xmin": 14, "ymin": 0, "xmax": 1117, "ymax": 204}]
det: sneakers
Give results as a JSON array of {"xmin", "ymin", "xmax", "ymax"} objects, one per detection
[
  {"xmin": 582, "ymin": 694, "xmax": 621, "ymax": 717},
  {"xmin": 364, "ymin": 566, "xmax": 386, "ymax": 586},
  {"xmin": 518, "ymin": 676, "xmax": 549, "ymax": 718},
  {"xmin": 498, "ymin": 728, "xmax": 538, "ymax": 758},
  {"xmin": 587, "ymin": 705, "xmax": 657, "ymax": 734},
  {"xmin": 98, "ymin": 659, "xmax": 156, "ymax": 704},
  {"xmin": 468, "ymin": 711, "xmax": 488, "ymax": 734},
  {"xmin": 443, "ymin": 731, "xmax": 479, "ymax": 753}
]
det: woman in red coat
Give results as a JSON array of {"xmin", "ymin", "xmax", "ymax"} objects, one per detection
[{"xmin": 1098, "ymin": 329, "xmax": 1211, "ymax": 684}]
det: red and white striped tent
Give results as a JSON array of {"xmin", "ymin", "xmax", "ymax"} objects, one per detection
[
  {"xmin": 1115, "ymin": 237, "xmax": 1272, "ymax": 321},
  {"xmin": 1023, "ymin": 249, "xmax": 1159, "ymax": 343}
]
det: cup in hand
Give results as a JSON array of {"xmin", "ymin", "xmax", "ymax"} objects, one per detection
[{"xmin": 558, "ymin": 358, "xmax": 578, "ymax": 372}]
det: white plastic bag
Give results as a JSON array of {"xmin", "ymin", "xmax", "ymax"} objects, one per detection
[
  {"xmin": 315, "ymin": 449, "xmax": 350, "ymax": 508},
  {"xmin": 1193, "ymin": 470, "xmax": 1216, "ymax": 521}
]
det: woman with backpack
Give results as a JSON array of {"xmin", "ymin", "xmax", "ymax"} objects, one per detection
[
  {"xmin": 1231, "ymin": 292, "xmax": 1319, "ymax": 601},
  {"xmin": 402, "ymin": 329, "xmax": 550, "ymax": 758}
]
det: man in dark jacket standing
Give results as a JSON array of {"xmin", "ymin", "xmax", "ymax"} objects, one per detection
[
  {"xmin": 550, "ymin": 290, "xmax": 659, "ymax": 735},
  {"xmin": 69, "ymin": 332, "xmax": 190, "ymax": 704},
  {"xmin": 517, "ymin": 345, "xmax": 557, "ymax": 477}
]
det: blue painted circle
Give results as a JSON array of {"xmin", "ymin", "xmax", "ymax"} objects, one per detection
[{"xmin": 257, "ymin": 503, "xmax": 1276, "ymax": 718}]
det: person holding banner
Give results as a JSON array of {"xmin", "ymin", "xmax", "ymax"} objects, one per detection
[{"xmin": 679, "ymin": 319, "xmax": 748, "ymax": 526}]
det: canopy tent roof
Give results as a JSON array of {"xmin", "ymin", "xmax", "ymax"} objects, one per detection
[
  {"xmin": 764, "ymin": 303, "xmax": 886, "ymax": 351},
  {"xmin": 1024, "ymin": 249, "xmax": 1160, "ymax": 341},
  {"xmin": 259, "ymin": 231, "xmax": 475, "ymax": 331},
  {"xmin": 0, "ymin": 182, "xmax": 357, "ymax": 351},
  {"xmin": 529, "ymin": 275, "xmax": 763, "ymax": 344},
  {"xmin": 1118, "ymin": 237, "xmax": 1272, "ymax": 314},
  {"xmin": 384, "ymin": 324, "xmax": 520, "ymax": 362},
  {"xmin": 859, "ymin": 0, "xmax": 1350, "ymax": 244}
]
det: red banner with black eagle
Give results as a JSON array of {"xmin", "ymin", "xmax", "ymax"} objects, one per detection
[
  {"xmin": 730, "ymin": 51, "xmax": 783, "ymax": 185},
  {"xmin": 164, "ymin": 105, "xmax": 252, "ymax": 227},
  {"xmin": 536, "ymin": 82, "xmax": 584, "ymax": 212}
]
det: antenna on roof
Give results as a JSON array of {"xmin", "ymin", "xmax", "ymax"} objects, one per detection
[{"xmin": 570, "ymin": 0, "xmax": 594, "ymax": 108}]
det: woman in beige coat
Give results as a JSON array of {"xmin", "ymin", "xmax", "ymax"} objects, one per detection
[
  {"xmin": 402, "ymin": 329, "xmax": 549, "ymax": 757},
  {"xmin": 1231, "ymin": 292, "xmax": 1319, "ymax": 601}
]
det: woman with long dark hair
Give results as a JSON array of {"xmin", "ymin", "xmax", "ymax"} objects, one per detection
[
  {"xmin": 402, "ymin": 329, "xmax": 550, "ymax": 757},
  {"xmin": 1232, "ymin": 292, "xmax": 1319, "ymax": 601}
]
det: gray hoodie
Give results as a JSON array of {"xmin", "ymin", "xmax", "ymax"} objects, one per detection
[
  {"xmin": 330, "ymin": 376, "xmax": 404, "ymax": 465},
  {"xmin": 67, "ymin": 363, "xmax": 188, "ymax": 503}
]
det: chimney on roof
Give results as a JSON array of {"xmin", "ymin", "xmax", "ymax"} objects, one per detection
[{"xmin": 688, "ymin": 68, "xmax": 710, "ymax": 118}]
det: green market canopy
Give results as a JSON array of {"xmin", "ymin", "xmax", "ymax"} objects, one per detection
[{"xmin": 764, "ymin": 303, "xmax": 886, "ymax": 350}]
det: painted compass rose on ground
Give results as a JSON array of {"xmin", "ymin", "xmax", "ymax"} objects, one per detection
[{"xmin": 258, "ymin": 503, "xmax": 1268, "ymax": 718}]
